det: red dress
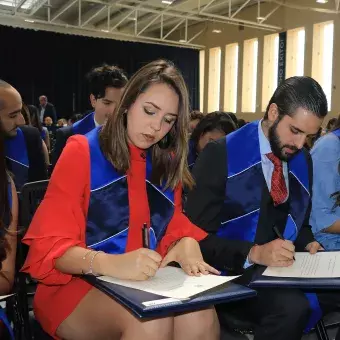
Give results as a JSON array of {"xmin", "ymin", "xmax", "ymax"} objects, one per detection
[{"xmin": 21, "ymin": 136, "xmax": 207, "ymax": 339}]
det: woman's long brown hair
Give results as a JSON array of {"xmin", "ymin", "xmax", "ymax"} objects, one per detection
[{"xmin": 100, "ymin": 59, "xmax": 194, "ymax": 190}]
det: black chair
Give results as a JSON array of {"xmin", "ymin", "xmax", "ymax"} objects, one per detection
[
  {"xmin": 16, "ymin": 180, "xmax": 50, "ymax": 340},
  {"xmin": 218, "ymin": 308, "xmax": 331, "ymax": 340}
]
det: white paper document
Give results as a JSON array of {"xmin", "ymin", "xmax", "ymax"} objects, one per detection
[
  {"xmin": 98, "ymin": 266, "xmax": 239, "ymax": 299},
  {"xmin": 263, "ymin": 252, "xmax": 340, "ymax": 278}
]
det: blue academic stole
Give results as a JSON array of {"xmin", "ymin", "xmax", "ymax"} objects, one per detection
[
  {"xmin": 85, "ymin": 128, "xmax": 175, "ymax": 253},
  {"xmin": 218, "ymin": 121, "xmax": 321, "ymax": 332},
  {"xmin": 332, "ymin": 128, "xmax": 340, "ymax": 140},
  {"xmin": 5, "ymin": 128, "xmax": 29, "ymax": 191},
  {"xmin": 72, "ymin": 112, "xmax": 96, "ymax": 136}
]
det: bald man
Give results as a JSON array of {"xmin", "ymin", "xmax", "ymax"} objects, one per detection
[{"xmin": 0, "ymin": 80, "xmax": 48, "ymax": 190}]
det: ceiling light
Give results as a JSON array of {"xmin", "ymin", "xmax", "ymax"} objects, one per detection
[
  {"xmin": 179, "ymin": 39, "xmax": 186, "ymax": 43},
  {"xmin": 24, "ymin": 19, "xmax": 35, "ymax": 23},
  {"xmin": 316, "ymin": 0, "xmax": 328, "ymax": 3},
  {"xmin": 257, "ymin": 16, "xmax": 265, "ymax": 21},
  {"xmin": 101, "ymin": 29, "xmax": 109, "ymax": 32},
  {"xmin": 128, "ymin": 17, "xmax": 137, "ymax": 20},
  {"xmin": 162, "ymin": 0, "xmax": 173, "ymax": 4},
  {"xmin": 212, "ymin": 29, "xmax": 221, "ymax": 33}
]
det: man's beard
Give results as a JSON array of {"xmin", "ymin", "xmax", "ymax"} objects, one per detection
[{"xmin": 268, "ymin": 118, "xmax": 299, "ymax": 161}]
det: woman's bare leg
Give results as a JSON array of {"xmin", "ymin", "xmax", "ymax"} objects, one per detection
[
  {"xmin": 173, "ymin": 306, "xmax": 220, "ymax": 340},
  {"xmin": 56, "ymin": 287, "xmax": 174, "ymax": 340}
]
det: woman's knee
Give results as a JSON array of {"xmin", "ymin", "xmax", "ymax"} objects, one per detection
[
  {"xmin": 122, "ymin": 316, "xmax": 174, "ymax": 340},
  {"xmin": 175, "ymin": 307, "xmax": 220, "ymax": 340}
]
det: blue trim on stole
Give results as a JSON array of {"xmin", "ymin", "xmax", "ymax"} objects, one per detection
[
  {"xmin": 0, "ymin": 307, "xmax": 14, "ymax": 339},
  {"xmin": 332, "ymin": 128, "xmax": 340, "ymax": 139},
  {"xmin": 85, "ymin": 128, "xmax": 175, "ymax": 253},
  {"xmin": 5, "ymin": 128, "xmax": 29, "ymax": 190},
  {"xmin": 219, "ymin": 121, "xmax": 321, "ymax": 332},
  {"xmin": 72, "ymin": 112, "xmax": 96, "ymax": 136}
]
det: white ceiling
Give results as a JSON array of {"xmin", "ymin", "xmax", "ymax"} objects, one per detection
[{"xmin": 0, "ymin": 0, "xmax": 338, "ymax": 48}]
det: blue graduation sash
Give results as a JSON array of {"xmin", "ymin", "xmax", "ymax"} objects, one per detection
[
  {"xmin": 5, "ymin": 128, "xmax": 29, "ymax": 191},
  {"xmin": 72, "ymin": 112, "xmax": 96, "ymax": 136},
  {"xmin": 218, "ymin": 121, "xmax": 321, "ymax": 332},
  {"xmin": 85, "ymin": 128, "xmax": 175, "ymax": 253},
  {"xmin": 332, "ymin": 128, "xmax": 340, "ymax": 139}
]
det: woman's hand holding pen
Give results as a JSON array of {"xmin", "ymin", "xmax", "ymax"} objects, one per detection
[
  {"xmin": 160, "ymin": 237, "xmax": 220, "ymax": 277},
  {"xmin": 101, "ymin": 249, "xmax": 162, "ymax": 281},
  {"xmin": 249, "ymin": 239, "xmax": 295, "ymax": 267}
]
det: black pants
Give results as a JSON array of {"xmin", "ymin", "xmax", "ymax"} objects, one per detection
[{"xmin": 217, "ymin": 288, "xmax": 340, "ymax": 340}]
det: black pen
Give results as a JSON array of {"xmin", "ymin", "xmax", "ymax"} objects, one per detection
[
  {"xmin": 142, "ymin": 223, "xmax": 150, "ymax": 249},
  {"xmin": 273, "ymin": 225, "xmax": 296, "ymax": 261}
]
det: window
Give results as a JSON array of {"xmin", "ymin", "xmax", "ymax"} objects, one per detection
[
  {"xmin": 312, "ymin": 21, "xmax": 334, "ymax": 109},
  {"xmin": 242, "ymin": 38, "xmax": 258, "ymax": 113},
  {"xmin": 207, "ymin": 47, "xmax": 221, "ymax": 112},
  {"xmin": 286, "ymin": 27, "xmax": 305, "ymax": 78},
  {"xmin": 262, "ymin": 33, "xmax": 279, "ymax": 111},
  {"xmin": 224, "ymin": 43, "xmax": 239, "ymax": 113},
  {"xmin": 199, "ymin": 50, "xmax": 205, "ymax": 112}
]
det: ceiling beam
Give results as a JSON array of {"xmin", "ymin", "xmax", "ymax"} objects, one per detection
[
  {"xmin": 230, "ymin": 0, "xmax": 251, "ymax": 18},
  {"xmin": 81, "ymin": 5, "xmax": 106, "ymax": 26},
  {"xmin": 51, "ymin": 0, "xmax": 77, "ymax": 22}
]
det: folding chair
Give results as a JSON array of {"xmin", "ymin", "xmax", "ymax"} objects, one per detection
[{"xmin": 16, "ymin": 180, "xmax": 50, "ymax": 340}]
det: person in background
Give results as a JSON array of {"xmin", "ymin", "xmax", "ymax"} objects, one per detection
[
  {"xmin": 237, "ymin": 118, "xmax": 247, "ymax": 128},
  {"xmin": 189, "ymin": 110, "xmax": 203, "ymax": 134},
  {"xmin": 67, "ymin": 113, "xmax": 83, "ymax": 126},
  {"xmin": 28, "ymin": 105, "xmax": 50, "ymax": 150},
  {"xmin": 52, "ymin": 64, "xmax": 128, "ymax": 169},
  {"xmin": 57, "ymin": 118, "xmax": 67, "ymax": 128},
  {"xmin": 0, "ymin": 80, "xmax": 47, "ymax": 191},
  {"xmin": 185, "ymin": 76, "xmax": 340, "ymax": 340},
  {"xmin": 0, "ymin": 121, "xmax": 18, "ymax": 339},
  {"xmin": 19, "ymin": 104, "xmax": 31, "ymax": 126},
  {"xmin": 21, "ymin": 60, "xmax": 220, "ymax": 340},
  {"xmin": 326, "ymin": 117, "xmax": 338, "ymax": 132},
  {"xmin": 310, "ymin": 116, "xmax": 340, "ymax": 250},
  {"xmin": 28, "ymin": 105, "xmax": 50, "ymax": 167},
  {"xmin": 188, "ymin": 111, "xmax": 237, "ymax": 169},
  {"xmin": 39, "ymin": 95, "xmax": 57, "ymax": 124}
]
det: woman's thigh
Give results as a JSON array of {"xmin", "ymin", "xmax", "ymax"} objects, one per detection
[{"xmin": 56, "ymin": 287, "xmax": 174, "ymax": 340}]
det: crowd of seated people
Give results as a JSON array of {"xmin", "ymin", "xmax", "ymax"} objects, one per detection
[{"xmin": 1, "ymin": 60, "xmax": 340, "ymax": 340}]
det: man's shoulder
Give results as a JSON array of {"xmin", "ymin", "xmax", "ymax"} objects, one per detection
[
  {"xmin": 19, "ymin": 125, "xmax": 40, "ymax": 139},
  {"xmin": 56, "ymin": 126, "xmax": 73, "ymax": 139}
]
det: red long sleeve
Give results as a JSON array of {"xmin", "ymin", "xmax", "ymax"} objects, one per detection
[{"xmin": 21, "ymin": 136, "xmax": 91, "ymax": 285}]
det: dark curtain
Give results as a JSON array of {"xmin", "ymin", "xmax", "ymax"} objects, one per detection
[{"xmin": 0, "ymin": 25, "xmax": 199, "ymax": 118}]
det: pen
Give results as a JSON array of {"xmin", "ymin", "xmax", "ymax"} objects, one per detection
[
  {"xmin": 273, "ymin": 225, "xmax": 296, "ymax": 261},
  {"xmin": 142, "ymin": 223, "xmax": 150, "ymax": 249}
]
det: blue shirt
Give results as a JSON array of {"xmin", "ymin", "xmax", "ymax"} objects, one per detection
[
  {"xmin": 310, "ymin": 132, "xmax": 340, "ymax": 250},
  {"xmin": 245, "ymin": 121, "xmax": 289, "ymax": 266}
]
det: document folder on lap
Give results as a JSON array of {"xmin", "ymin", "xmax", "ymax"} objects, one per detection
[
  {"xmin": 83, "ymin": 267, "xmax": 256, "ymax": 318},
  {"xmin": 250, "ymin": 252, "xmax": 340, "ymax": 290}
]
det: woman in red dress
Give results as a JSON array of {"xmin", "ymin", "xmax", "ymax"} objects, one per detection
[{"xmin": 22, "ymin": 60, "xmax": 221, "ymax": 340}]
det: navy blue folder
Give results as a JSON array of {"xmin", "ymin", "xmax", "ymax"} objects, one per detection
[
  {"xmin": 250, "ymin": 266, "xmax": 340, "ymax": 290},
  {"xmin": 83, "ymin": 275, "xmax": 256, "ymax": 318}
]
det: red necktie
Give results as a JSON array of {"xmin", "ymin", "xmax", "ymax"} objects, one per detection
[{"xmin": 266, "ymin": 152, "xmax": 288, "ymax": 206}]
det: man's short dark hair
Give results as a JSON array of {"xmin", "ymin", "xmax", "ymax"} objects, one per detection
[
  {"xmin": 86, "ymin": 64, "xmax": 128, "ymax": 99},
  {"xmin": 264, "ymin": 76, "xmax": 328, "ymax": 120}
]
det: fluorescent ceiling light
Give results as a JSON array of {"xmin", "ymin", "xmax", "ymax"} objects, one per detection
[
  {"xmin": 212, "ymin": 29, "xmax": 221, "ymax": 33},
  {"xmin": 179, "ymin": 39, "xmax": 186, "ymax": 43},
  {"xmin": 128, "ymin": 17, "xmax": 137, "ymax": 20},
  {"xmin": 101, "ymin": 29, "xmax": 109, "ymax": 32},
  {"xmin": 316, "ymin": 0, "xmax": 328, "ymax": 3},
  {"xmin": 162, "ymin": 0, "xmax": 173, "ymax": 4},
  {"xmin": 24, "ymin": 19, "xmax": 35, "ymax": 23},
  {"xmin": 257, "ymin": 16, "xmax": 265, "ymax": 20}
]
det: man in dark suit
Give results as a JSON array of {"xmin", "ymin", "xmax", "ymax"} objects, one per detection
[
  {"xmin": 51, "ymin": 64, "xmax": 128, "ymax": 169},
  {"xmin": 0, "ymin": 80, "xmax": 48, "ymax": 191},
  {"xmin": 185, "ymin": 77, "xmax": 340, "ymax": 340},
  {"xmin": 39, "ymin": 95, "xmax": 57, "ymax": 124}
]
